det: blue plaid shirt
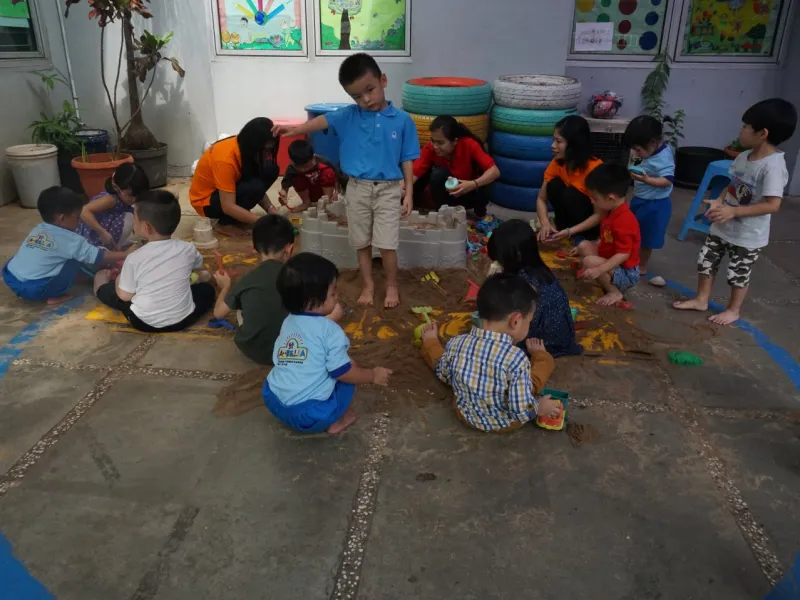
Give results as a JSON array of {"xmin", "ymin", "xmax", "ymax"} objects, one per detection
[{"xmin": 435, "ymin": 328, "xmax": 540, "ymax": 432}]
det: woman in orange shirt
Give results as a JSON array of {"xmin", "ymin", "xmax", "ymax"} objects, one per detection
[
  {"xmin": 190, "ymin": 118, "xmax": 280, "ymax": 235},
  {"xmin": 536, "ymin": 116, "xmax": 603, "ymax": 243}
]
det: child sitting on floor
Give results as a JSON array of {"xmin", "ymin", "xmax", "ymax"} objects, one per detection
[
  {"xmin": 487, "ymin": 219, "xmax": 582, "ymax": 358},
  {"xmin": 93, "ymin": 190, "xmax": 216, "ymax": 332},
  {"xmin": 2, "ymin": 187, "xmax": 133, "ymax": 305},
  {"xmin": 213, "ymin": 214, "xmax": 295, "ymax": 365},
  {"xmin": 76, "ymin": 162, "xmax": 149, "ymax": 250},
  {"xmin": 419, "ymin": 273, "xmax": 562, "ymax": 433},
  {"xmin": 263, "ymin": 252, "xmax": 392, "ymax": 434},
  {"xmin": 278, "ymin": 139, "xmax": 339, "ymax": 213}
]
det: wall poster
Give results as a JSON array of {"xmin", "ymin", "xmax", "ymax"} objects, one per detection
[
  {"xmin": 316, "ymin": 0, "xmax": 410, "ymax": 56},
  {"xmin": 214, "ymin": 0, "xmax": 306, "ymax": 55},
  {"xmin": 682, "ymin": 0, "xmax": 786, "ymax": 56},
  {"xmin": 572, "ymin": 0, "xmax": 670, "ymax": 55}
]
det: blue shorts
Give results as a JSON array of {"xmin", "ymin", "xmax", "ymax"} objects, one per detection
[
  {"xmin": 611, "ymin": 265, "xmax": 640, "ymax": 292},
  {"xmin": 2, "ymin": 259, "xmax": 81, "ymax": 302},
  {"xmin": 262, "ymin": 379, "xmax": 355, "ymax": 434},
  {"xmin": 630, "ymin": 196, "xmax": 672, "ymax": 250}
]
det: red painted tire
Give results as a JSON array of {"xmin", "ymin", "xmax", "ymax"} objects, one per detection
[
  {"xmin": 402, "ymin": 78, "xmax": 493, "ymax": 116},
  {"xmin": 406, "ymin": 77, "xmax": 488, "ymax": 88}
]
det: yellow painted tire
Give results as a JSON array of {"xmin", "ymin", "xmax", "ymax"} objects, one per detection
[{"xmin": 409, "ymin": 113, "xmax": 490, "ymax": 148}]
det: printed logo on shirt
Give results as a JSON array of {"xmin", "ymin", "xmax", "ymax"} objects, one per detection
[
  {"xmin": 276, "ymin": 337, "xmax": 308, "ymax": 362},
  {"xmin": 391, "ymin": 131, "xmax": 397, "ymax": 140},
  {"xmin": 25, "ymin": 232, "xmax": 55, "ymax": 252},
  {"xmin": 603, "ymin": 228, "xmax": 614, "ymax": 243}
]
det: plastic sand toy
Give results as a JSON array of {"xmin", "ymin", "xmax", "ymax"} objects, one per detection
[
  {"xmin": 536, "ymin": 388, "xmax": 569, "ymax": 431},
  {"xmin": 668, "ymin": 351, "xmax": 703, "ymax": 366},
  {"xmin": 445, "ymin": 177, "xmax": 459, "ymax": 190}
]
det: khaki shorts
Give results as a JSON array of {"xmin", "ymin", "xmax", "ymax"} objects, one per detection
[{"xmin": 344, "ymin": 178, "xmax": 402, "ymax": 250}]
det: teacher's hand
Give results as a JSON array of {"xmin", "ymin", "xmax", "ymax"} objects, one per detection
[{"xmin": 449, "ymin": 181, "xmax": 476, "ymax": 198}]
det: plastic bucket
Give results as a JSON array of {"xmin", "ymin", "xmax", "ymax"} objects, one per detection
[
  {"xmin": 75, "ymin": 129, "xmax": 109, "ymax": 155},
  {"xmin": 6, "ymin": 144, "xmax": 60, "ymax": 208},
  {"xmin": 304, "ymin": 103, "xmax": 352, "ymax": 168},
  {"xmin": 273, "ymin": 118, "xmax": 306, "ymax": 175}
]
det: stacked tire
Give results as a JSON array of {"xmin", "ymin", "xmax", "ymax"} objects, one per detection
[
  {"xmin": 490, "ymin": 75, "xmax": 581, "ymax": 212},
  {"xmin": 402, "ymin": 77, "xmax": 492, "ymax": 148}
]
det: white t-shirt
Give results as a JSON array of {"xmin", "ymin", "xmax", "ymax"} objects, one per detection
[
  {"xmin": 711, "ymin": 149, "xmax": 788, "ymax": 250},
  {"xmin": 118, "ymin": 239, "xmax": 203, "ymax": 328}
]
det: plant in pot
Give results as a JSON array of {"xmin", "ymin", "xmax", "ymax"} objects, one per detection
[
  {"xmin": 64, "ymin": 0, "xmax": 186, "ymax": 196},
  {"xmin": 724, "ymin": 137, "xmax": 744, "ymax": 159}
]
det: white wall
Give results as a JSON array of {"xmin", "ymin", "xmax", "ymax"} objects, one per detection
[
  {"xmin": 779, "ymin": 6, "xmax": 800, "ymax": 195},
  {"xmin": 0, "ymin": 1, "xmax": 71, "ymax": 205}
]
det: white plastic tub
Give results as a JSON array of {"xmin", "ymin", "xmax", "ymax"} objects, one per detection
[{"xmin": 6, "ymin": 144, "xmax": 60, "ymax": 208}]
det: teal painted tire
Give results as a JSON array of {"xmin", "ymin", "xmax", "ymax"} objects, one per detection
[
  {"xmin": 402, "ymin": 77, "xmax": 493, "ymax": 117},
  {"xmin": 491, "ymin": 106, "xmax": 578, "ymax": 136}
]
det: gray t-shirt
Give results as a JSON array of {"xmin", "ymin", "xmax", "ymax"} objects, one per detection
[{"xmin": 710, "ymin": 149, "xmax": 788, "ymax": 250}]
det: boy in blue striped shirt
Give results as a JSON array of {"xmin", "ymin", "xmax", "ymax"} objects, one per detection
[{"xmin": 419, "ymin": 273, "xmax": 562, "ymax": 432}]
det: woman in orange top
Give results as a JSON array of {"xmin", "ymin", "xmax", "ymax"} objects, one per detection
[
  {"xmin": 536, "ymin": 115, "xmax": 603, "ymax": 243},
  {"xmin": 190, "ymin": 118, "xmax": 280, "ymax": 235}
]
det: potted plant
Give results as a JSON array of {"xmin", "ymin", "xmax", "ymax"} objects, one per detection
[
  {"xmin": 64, "ymin": 0, "xmax": 185, "ymax": 195},
  {"xmin": 724, "ymin": 138, "xmax": 744, "ymax": 158}
]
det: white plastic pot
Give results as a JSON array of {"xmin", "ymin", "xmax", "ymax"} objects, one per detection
[{"xmin": 6, "ymin": 144, "xmax": 60, "ymax": 208}]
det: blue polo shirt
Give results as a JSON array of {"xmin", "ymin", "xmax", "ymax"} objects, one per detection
[
  {"xmin": 324, "ymin": 102, "xmax": 420, "ymax": 181},
  {"xmin": 6, "ymin": 222, "xmax": 103, "ymax": 281},
  {"xmin": 633, "ymin": 144, "xmax": 675, "ymax": 200}
]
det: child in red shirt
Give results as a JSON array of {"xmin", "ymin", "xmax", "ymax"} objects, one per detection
[
  {"xmin": 576, "ymin": 163, "xmax": 641, "ymax": 305},
  {"xmin": 279, "ymin": 140, "xmax": 339, "ymax": 213}
]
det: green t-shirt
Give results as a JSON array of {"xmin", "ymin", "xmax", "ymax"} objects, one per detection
[{"xmin": 225, "ymin": 260, "xmax": 286, "ymax": 365}]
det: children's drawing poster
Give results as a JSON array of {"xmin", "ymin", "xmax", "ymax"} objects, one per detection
[
  {"xmin": 572, "ymin": 0, "xmax": 669, "ymax": 54},
  {"xmin": 216, "ymin": 0, "xmax": 305, "ymax": 53},
  {"xmin": 682, "ymin": 0, "xmax": 785, "ymax": 56},
  {"xmin": 316, "ymin": 0, "xmax": 410, "ymax": 56}
]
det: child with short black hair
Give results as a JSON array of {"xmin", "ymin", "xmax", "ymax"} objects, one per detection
[
  {"xmin": 420, "ymin": 273, "xmax": 562, "ymax": 433},
  {"xmin": 273, "ymin": 52, "xmax": 420, "ymax": 309},
  {"xmin": 278, "ymin": 139, "xmax": 339, "ymax": 213},
  {"xmin": 94, "ymin": 190, "xmax": 216, "ymax": 332},
  {"xmin": 263, "ymin": 252, "xmax": 392, "ymax": 434},
  {"xmin": 213, "ymin": 214, "xmax": 296, "ymax": 364},
  {"xmin": 624, "ymin": 115, "xmax": 675, "ymax": 287},
  {"xmin": 2, "ymin": 186, "xmax": 132, "ymax": 305},
  {"xmin": 675, "ymin": 98, "xmax": 798, "ymax": 325},
  {"xmin": 577, "ymin": 163, "xmax": 641, "ymax": 306}
]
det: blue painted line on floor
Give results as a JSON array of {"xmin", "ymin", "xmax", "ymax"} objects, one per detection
[
  {"xmin": 0, "ymin": 297, "xmax": 85, "ymax": 382},
  {"xmin": 662, "ymin": 277, "xmax": 800, "ymax": 392},
  {"xmin": 0, "ymin": 532, "xmax": 54, "ymax": 599}
]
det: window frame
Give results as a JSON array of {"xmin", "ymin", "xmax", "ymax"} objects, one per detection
[
  {"xmin": 0, "ymin": 0, "xmax": 46, "ymax": 62},
  {"xmin": 312, "ymin": 0, "xmax": 411, "ymax": 58},
  {"xmin": 209, "ymin": 0, "xmax": 310, "ymax": 58}
]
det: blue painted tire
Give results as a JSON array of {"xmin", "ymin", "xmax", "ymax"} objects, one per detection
[
  {"xmin": 494, "ymin": 155, "xmax": 549, "ymax": 187},
  {"xmin": 402, "ymin": 78, "xmax": 493, "ymax": 116},
  {"xmin": 491, "ymin": 132, "xmax": 553, "ymax": 161},
  {"xmin": 493, "ymin": 182, "xmax": 541, "ymax": 212},
  {"xmin": 491, "ymin": 106, "xmax": 578, "ymax": 136}
]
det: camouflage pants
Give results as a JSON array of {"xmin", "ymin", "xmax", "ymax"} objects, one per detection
[{"xmin": 697, "ymin": 235, "xmax": 761, "ymax": 288}]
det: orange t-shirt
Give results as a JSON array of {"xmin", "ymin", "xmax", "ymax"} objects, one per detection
[
  {"xmin": 543, "ymin": 157, "xmax": 603, "ymax": 198},
  {"xmin": 189, "ymin": 136, "xmax": 241, "ymax": 213}
]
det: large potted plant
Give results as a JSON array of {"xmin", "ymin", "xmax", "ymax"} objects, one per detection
[{"xmin": 64, "ymin": 0, "xmax": 185, "ymax": 195}]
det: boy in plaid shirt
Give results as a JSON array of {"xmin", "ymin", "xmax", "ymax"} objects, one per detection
[{"xmin": 419, "ymin": 273, "xmax": 562, "ymax": 432}]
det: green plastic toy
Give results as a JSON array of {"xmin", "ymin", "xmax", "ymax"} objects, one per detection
[{"xmin": 668, "ymin": 351, "xmax": 703, "ymax": 366}]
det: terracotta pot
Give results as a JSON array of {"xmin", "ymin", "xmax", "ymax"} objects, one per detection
[
  {"xmin": 724, "ymin": 146, "xmax": 742, "ymax": 159},
  {"xmin": 71, "ymin": 152, "xmax": 134, "ymax": 198}
]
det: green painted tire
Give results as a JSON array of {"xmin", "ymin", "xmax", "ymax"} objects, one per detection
[
  {"xmin": 402, "ymin": 77, "xmax": 493, "ymax": 117},
  {"xmin": 491, "ymin": 106, "xmax": 578, "ymax": 136}
]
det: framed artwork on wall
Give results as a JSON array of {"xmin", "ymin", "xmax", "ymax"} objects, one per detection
[
  {"xmin": 314, "ymin": 0, "xmax": 410, "ymax": 57},
  {"xmin": 212, "ymin": 0, "xmax": 308, "ymax": 56}
]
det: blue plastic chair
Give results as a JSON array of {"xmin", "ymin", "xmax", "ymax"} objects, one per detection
[{"xmin": 678, "ymin": 159, "xmax": 733, "ymax": 241}]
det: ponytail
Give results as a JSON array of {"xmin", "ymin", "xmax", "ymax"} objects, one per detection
[{"xmin": 429, "ymin": 115, "xmax": 483, "ymax": 146}]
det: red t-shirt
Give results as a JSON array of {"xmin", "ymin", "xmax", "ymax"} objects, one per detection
[
  {"xmin": 286, "ymin": 160, "xmax": 337, "ymax": 202},
  {"xmin": 598, "ymin": 202, "xmax": 641, "ymax": 269},
  {"xmin": 413, "ymin": 137, "xmax": 495, "ymax": 181}
]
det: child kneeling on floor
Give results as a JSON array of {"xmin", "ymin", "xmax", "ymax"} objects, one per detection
[
  {"xmin": 2, "ymin": 187, "xmax": 133, "ymax": 305},
  {"xmin": 419, "ymin": 273, "xmax": 562, "ymax": 433},
  {"xmin": 93, "ymin": 190, "xmax": 216, "ymax": 332},
  {"xmin": 213, "ymin": 214, "xmax": 295, "ymax": 365},
  {"xmin": 263, "ymin": 252, "xmax": 392, "ymax": 434}
]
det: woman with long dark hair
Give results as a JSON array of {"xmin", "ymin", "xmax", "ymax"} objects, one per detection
[
  {"xmin": 536, "ymin": 115, "xmax": 602, "ymax": 243},
  {"xmin": 190, "ymin": 117, "xmax": 280, "ymax": 235},
  {"xmin": 412, "ymin": 115, "xmax": 500, "ymax": 217}
]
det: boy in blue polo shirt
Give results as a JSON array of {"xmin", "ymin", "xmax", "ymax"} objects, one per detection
[{"xmin": 274, "ymin": 53, "xmax": 420, "ymax": 309}]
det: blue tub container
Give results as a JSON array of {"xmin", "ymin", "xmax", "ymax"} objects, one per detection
[
  {"xmin": 304, "ymin": 103, "xmax": 352, "ymax": 168},
  {"xmin": 75, "ymin": 129, "xmax": 110, "ymax": 154}
]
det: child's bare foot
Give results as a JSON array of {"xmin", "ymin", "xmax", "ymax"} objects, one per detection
[
  {"xmin": 384, "ymin": 285, "xmax": 400, "ymax": 309},
  {"xmin": 596, "ymin": 291, "xmax": 623, "ymax": 306},
  {"xmin": 328, "ymin": 408, "xmax": 358, "ymax": 435},
  {"xmin": 708, "ymin": 309, "xmax": 740, "ymax": 326},
  {"xmin": 357, "ymin": 287, "xmax": 374, "ymax": 306},
  {"xmin": 46, "ymin": 295, "xmax": 72, "ymax": 306},
  {"xmin": 673, "ymin": 298, "xmax": 708, "ymax": 312}
]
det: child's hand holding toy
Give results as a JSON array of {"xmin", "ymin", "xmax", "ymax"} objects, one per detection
[
  {"xmin": 538, "ymin": 395, "xmax": 563, "ymax": 420},
  {"xmin": 213, "ymin": 271, "xmax": 231, "ymax": 289},
  {"xmin": 328, "ymin": 302, "xmax": 344, "ymax": 323}
]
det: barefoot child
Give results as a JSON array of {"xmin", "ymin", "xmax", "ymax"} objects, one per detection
[
  {"xmin": 2, "ymin": 187, "xmax": 133, "ymax": 305},
  {"xmin": 93, "ymin": 190, "xmax": 216, "ymax": 332},
  {"xmin": 487, "ymin": 219, "xmax": 582, "ymax": 357},
  {"xmin": 273, "ymin": 53, "xmax": 420, "ymax": 309},
  {"xmin": 213, "ymin": 214, "xmax": 295, "ymax": 364},
  {"xmin": 577, "ymin": 163, "xmax": 641, "ymax": 306},
  {"xmin": 674, "ymin": 99, "xmax": 797, "ymax": 325},
  {"xmin": 624, "ymin": 115, "xmax": 675, "ymax": 287},
  {"xmin": 263, "ymin": 252, "xmax": 392, "ymax": 434},
  {"xmin": 419, "ymin": 273, "xmax": 562, "ymax": 433},
  {"xmin": 278, "ymin": 139, "xmax": 339, "ymax": 213}
]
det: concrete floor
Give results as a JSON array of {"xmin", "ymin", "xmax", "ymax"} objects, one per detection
[{"xmin": 0, "ymin": 185, "xmax": 798, "ymax": 599}]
